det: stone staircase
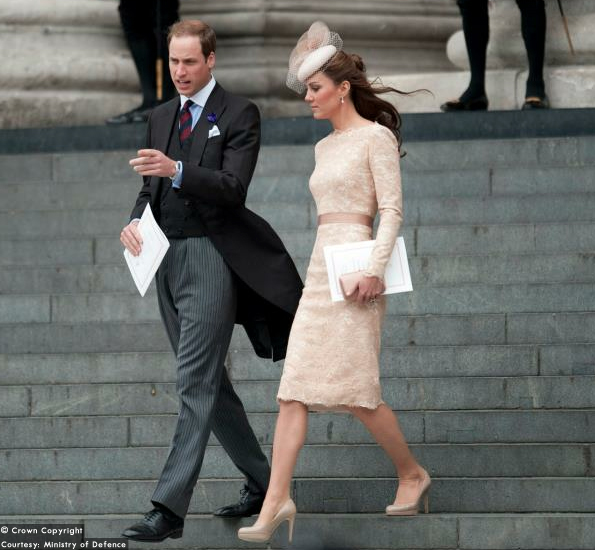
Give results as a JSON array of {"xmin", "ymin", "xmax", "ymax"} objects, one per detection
[{"xmin": 1, "ymin": 127, "xmax": 595, "ymax": 549}]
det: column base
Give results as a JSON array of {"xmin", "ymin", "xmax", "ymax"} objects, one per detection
[
  {"xmin": 0, "ymin": 90, "xmax": 141, "ymax": 129},
  {"xmin": 381, "ymin": 66, "xmax": 595, "ymax": 113}
]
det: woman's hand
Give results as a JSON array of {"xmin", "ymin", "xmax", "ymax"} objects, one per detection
[{"xmin": 356, "ymin": 275, "xmax": 385, "ymax": 305}]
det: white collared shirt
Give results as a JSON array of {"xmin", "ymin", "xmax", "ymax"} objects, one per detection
[
  {"xmin": 171, "ymin": 75, "xmax": 217, "ymax": 188},
  {"xmin": 179, "ymin": 75, "xmax": 217, "ymax": 131}
]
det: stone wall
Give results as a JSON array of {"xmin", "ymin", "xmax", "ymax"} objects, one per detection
[{"xmin": 0, "ymin": 0, "xmax": 459, "ymax": 127}]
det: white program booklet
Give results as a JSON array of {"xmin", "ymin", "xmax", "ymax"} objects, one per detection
[
  {"xmin": 323, "ymin": 237, "xmax": 413, "ymax": 302},
  {"xmin": 124, "ymin": 204, "xmax": 170, "ymax": 297}
]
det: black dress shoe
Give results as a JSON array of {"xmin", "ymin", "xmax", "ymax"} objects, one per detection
[
  {"xmin": 130, "ymin": 106, "xmax": 155, "ymax": 123},
  {"xmin": 106, "ymin": 104, "xmax": 155, "ymax": 125},
  {"xmin": 213, "ymin": 486, "xmax": 265, "ymax": 517},
  {"xmin": 121, "ymin": 508, "xmax": 184, "ymax": 542},
  {"xmin": 522, "ymin": 95, "xmax": 550, "ymax": 110},
  {"xmin": 440, "ymin": 94, "xmax": 489, "ymax": 112}
]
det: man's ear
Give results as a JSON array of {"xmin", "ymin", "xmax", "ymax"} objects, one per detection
[{"xmin": 207, "ymin": 52, "xmax": 216, "ymax": 70}]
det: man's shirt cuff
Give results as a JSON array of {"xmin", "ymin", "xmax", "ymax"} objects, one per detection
[{"xmin": 171, "ymin": 161, "xmax": 183, "ymax": 189}]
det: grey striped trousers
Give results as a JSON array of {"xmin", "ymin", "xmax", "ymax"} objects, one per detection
[{"xmin": 151, "ymin": 237, "xmax": 270, "ymax": 518}]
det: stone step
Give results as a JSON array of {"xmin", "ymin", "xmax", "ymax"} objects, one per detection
[
  {"xmin": 4, "ymin": 220, "xmax": 595, "ymax": 266},
  {"xmin": 2, "ymin": 252, "xmax": 594, "ymax": 294},
  {"xmin": 4, "ymin": 164, "xmax": 595, "ymax": 218},
  {"xmin": 404, "ymin": 193, "xmax": 595, "ymax": 226},
  {"xmin": 2, "ymin": 282, "xmax": 592, "ymax": 325},
  {"xmin": 1, "ymin": 136, "xmax": 594, "ymax": 184},
  {"xmin": 5, "ymin": 192, "xmax": 595, "ymax": 237},
  {"xmin": 0, "ymin": 477, "xmax": 594, "ymax": 514},
  {"xmin": 1, "ymin": 513, "xmax": 594, "ymax": 550},
  {"xmin": 0, "ymin": 312, "xmax": 590, "ymax": 357},
  {"xmin": 1, "ymin": 344, "xmax": 592, "ymax": 386},
  {"xmin": 2, "ymin": 311, "xmax": 595, "ymax": 354},
  {"xmin": 251, "ymin": 165, "xmax": 595, "ymax": 202},
  {"xmin": 2, "ymin": 409, "xmax": 592, "ymax": 448},
  {"xmin": 1, "ymin": 375, "xmax": 592, "ymax": 418},
  {"xmin": 0, "ymin": 204, "xmax": 311, "ymax": 238},
  {"xmin": 1, "ymin": 443, "xmax": 591, "ymax": 482},
  {"xmin": 62, "ymin": 219, "xmax": 595, "ymax": 261},
  {"xmin": 413, "ymin": 222, "xmax": 595, "ymax": 257},
  {"xmin": 11, "ymin": 221, "xmax": 595, "ymax": 266}
]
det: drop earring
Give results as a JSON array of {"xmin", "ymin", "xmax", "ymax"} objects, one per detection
[{"xmin": 340, "ymin": 96, "xmax": 345, "ymax": 105}]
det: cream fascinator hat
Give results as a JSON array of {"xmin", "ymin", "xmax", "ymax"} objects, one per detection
[{"xmin": 286, "ymin": 21, "xmax": 343, "ymax": 94}]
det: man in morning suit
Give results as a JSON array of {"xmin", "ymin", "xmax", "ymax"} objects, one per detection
[{"xmin": 119, "ymin": 19, "xmax": 303, "ymax": 542}]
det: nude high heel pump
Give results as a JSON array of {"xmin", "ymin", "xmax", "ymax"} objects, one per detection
[
  {"xmin": 238, "ymin": 499, "xmax": 296, "ymax": 544},
  {"xmin": 385, "ymin": 470, "xmax": 431, "ymax": 516}
]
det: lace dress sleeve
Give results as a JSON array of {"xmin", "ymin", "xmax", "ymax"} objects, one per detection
[{"xmin": 364, "ymin": 125, "xmax": 403, "ymax": 279}]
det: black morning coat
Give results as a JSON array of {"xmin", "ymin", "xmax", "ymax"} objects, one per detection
[{"xmin": 130, "ymin": 83, "xmax": 304, "ymax": 361}]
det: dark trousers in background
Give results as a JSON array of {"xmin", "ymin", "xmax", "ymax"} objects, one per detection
[
  {"xmin": 456, "ymin": 0, "xmax": 547, "ymax": 100},
  {"xmin": 118, "ymin": 0, "xmax": 180, "ymax": 107},
  {"xmin": 152, "ymin": 237, "xmax": 271, "ymax": 518}
]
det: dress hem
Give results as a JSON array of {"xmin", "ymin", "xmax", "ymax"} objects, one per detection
[{"xmin": 277, "ymin": 396, "xmax": 384, "ymax": 412}]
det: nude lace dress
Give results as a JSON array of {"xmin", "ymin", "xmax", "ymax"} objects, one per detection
[{"xmin": 277, "ymin": 122, "xmax": 403, "ymax": 411}]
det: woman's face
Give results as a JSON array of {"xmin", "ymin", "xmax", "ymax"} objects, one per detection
[{"xmin": 304, "ymin": 72, "xmax": 344, "ymax": 119}]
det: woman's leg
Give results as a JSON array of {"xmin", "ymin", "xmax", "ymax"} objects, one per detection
[
  {"xmin": 252, "ymin": 400, "xmax": 308, "ymax": 525},
  {"xmin": 350, "ymin": 404, "xmax": 426, "ymax": 505}
]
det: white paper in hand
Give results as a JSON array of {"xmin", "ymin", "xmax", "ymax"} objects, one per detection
[
  {"xmin": 124, "ymin": 204, "xmax": 170, "ymax": 297},
  {"xmin": 323, "ymin": 237, "xmax": 413, "ymax": 302}
]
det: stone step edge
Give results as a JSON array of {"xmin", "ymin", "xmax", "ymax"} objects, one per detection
[
  {"xmin": 1, "ymin": 512, "xmax": 594, "ymax": 518},
  {"xmin": 7, "ymin": 278, "xmax": 595, "ymax": 295},
  {"xmin": 3, "ymin": 315, "xmax": 595, "ymax": 327},
  {"xmin": 5, "ymin": 218, "xmax": 595, "ymax": 237},
  {"xmin": 2, "ymin": 409, "xmax": 595, "ymax": 420},
  {"xmin": 0, "ymin": 442, "xmax": 590, "ymax": 453},
  {"xmin": 4, "ymin": 251, "xmax": 595, "ymax": 269},
  {"xmin": 0, "ymin": 373, "xmax": 593, "ymax": 387},
  {"xmin": 0, "ymin": 442, "xmax": 585, "ymax": 448},
  {"xmin": 0, "ymin": 476, "xmax": 592, "ymax": 484},
  {"xmin": 0, "ymin": 343, "xmax": 569, "ymax": 354},
  {"xmin": 3, "ymin": 374, "xmax": 587, "ymax": 387},
  {"xmin": 7, "ymin": 189, "xmax": 595, "ymax": 211}
]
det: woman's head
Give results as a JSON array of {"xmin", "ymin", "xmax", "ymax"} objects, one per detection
[
  {"xmin": 304, "ymin": 50, "xmax": 407, "ymax": 152},
  {"xmin": 302, "ymin": 52, "xmax": 358, "ymax": 117},
  {"xmin": 288, "ymin": 21, "xmax": 423, "ymax": 154}
]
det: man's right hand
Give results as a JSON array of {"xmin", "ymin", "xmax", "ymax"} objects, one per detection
[{"xmin": 120, "ymin": 220, "xmax": 143, "ymax": 256}]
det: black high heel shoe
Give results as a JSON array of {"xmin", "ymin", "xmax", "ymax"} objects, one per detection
[{"xmin": 440, "ymin": 94, "xmax": 489, "ymax": 112}]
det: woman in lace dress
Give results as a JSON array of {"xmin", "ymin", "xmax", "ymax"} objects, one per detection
[{"xmin": 238, "ymin": 22, "xmax": 429, "ymax": 544}]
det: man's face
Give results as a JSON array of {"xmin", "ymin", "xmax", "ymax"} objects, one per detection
[{"xmin": 169, "ymin": 35, "xmax": 215, "ymax": 97}]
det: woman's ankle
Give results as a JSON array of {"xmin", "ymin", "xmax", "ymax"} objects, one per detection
[{"xmin": 398, "ymin": 464, "xmax": 426, "ymax": 481}]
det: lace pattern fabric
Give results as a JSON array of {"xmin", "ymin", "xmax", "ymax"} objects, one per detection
[{"xmin": 277, "ymin": 123, "xmax": 403, "ymax": 411}]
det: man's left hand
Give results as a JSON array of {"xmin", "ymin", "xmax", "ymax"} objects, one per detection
[{"xmin": 130, "ymin": 149, "xmax": 176, "ymax": 177}]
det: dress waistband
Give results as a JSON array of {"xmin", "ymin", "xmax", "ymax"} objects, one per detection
[{"xmin": 317, "ymin": 212, "xmax": 374, "ymax": 228}]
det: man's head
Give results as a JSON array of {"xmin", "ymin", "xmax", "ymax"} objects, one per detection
[{"xmin": 168, "ymin": 20, "xmax": 216, "ymax": 97}]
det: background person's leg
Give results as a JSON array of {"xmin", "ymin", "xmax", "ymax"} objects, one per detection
[
  {"xmin": 119, "ymin": 0, "xmax": 158, "ymax": 109},
  {"xmin": 156, "ymin": 0, "xmax": 180, "ymax": 102},
  {"xmin": 442, "ymin": 0, "xmax": 490, "ymax": 110},
  {"xmin": 516, "ymin": 0, "xmax": 548, "ymax": 105}
]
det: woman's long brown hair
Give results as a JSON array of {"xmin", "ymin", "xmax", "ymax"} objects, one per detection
[{"xmin": 322, "ymin": 51, "xmax": 421, "ymax": 156}]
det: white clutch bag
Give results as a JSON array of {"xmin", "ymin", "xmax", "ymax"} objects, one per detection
[{"xmin": 324, "ymin": 237, "xmax": 413, "ymax": 302}]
